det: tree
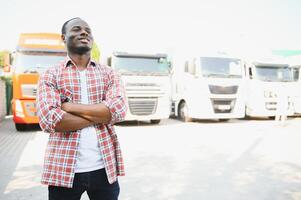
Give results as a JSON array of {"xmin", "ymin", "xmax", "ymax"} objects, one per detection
[
  {"xmin": 0, "ymin": 51, "xmax": 10, "ymax": 67},
  {"xmin": 91, "ymin": 43, "xmax": 101, "ymax": 62}
]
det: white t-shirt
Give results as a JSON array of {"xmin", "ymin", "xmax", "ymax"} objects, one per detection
[{"xmin": 74, "ymin": 70, "xmax": 105, "ymax": 173}]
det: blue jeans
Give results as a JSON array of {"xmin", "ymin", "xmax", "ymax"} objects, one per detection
[{"xmin": 48, "ymin": 168, "xmax": 120, "ymax": 200}]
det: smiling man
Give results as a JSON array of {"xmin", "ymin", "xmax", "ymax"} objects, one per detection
[{"xmin": 36, "ymin": 17, "xmax": 127, "ymax": 200}]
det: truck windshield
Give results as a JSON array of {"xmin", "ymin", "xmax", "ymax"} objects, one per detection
[
  {"xmin": 114, "ymin": 56, "xmax": 170, "ymax": 75},
  {"xmin": 13, "ymin": 52, "xmax": 66, "ymax": 74},
  {"xmin": 201, "ymin": 57, "xmax": 242, "ymax": 78},
  {"xmin": 255, "ymin": 66, "xmax": 294, "ymax": 82}
]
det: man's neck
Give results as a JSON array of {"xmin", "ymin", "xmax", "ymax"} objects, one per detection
[{"xmin": 69, "ymin": 53, "xmax": 91, "ymax": 70}]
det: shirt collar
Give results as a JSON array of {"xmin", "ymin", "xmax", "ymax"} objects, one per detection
[{"xmin": 63, "ymin": 55, "xmax": 97, "ymax": 68}]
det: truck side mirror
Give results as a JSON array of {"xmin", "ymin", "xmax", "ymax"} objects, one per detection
[
  {"xmin": 248, "ymin": 68, "xmax": 253, "ymax": 79},
  {"xmin": 169, "ymin": 62, "xmax": 174, "ymax": 75},
  {"xmin": 168, "ymin": 61, "xmax": 172, "ymax": 69},
  {"xmin": 184, "ymin": 61, "xmax": 189, "ymax": 73},
  {"xmin": 192, "ymin": 58, "xmax": 198, "ymax": 77},
  {"xmin": 107, "ymin": 57, "xmax": 112, "ymax": 67}
]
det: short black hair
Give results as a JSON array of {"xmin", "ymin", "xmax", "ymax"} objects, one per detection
[{"xmin": 61, "ymin": 17, "xmax": 81, "ymax": 35}]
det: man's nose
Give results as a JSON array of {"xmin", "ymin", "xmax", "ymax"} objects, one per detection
[{"xmin": 80, "ymin": 29, "xmax": 89, "ymax": 36}]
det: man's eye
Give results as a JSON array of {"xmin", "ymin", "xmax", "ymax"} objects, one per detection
[{"xmin": 72, "ymin": 27, "xmax": 80, "ymax": 31}]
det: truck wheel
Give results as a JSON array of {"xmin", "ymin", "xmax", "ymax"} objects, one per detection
[
  {"xmin": 178, "ymin": 101, "xmax": 192, "ymax": 122},
  {"xmin": 15, "ymin": 123, "xmax": 27, "ymax": 131},
  {"xmin": 150, "ymin": 120, "xmax": 161, "ymax": 124}
]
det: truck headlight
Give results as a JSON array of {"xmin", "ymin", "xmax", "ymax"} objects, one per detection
[{"xmin": 15, "ymin": 100, "xmax": 25, "ymax": 117}]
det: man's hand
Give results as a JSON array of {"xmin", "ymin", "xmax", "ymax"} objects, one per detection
[{"xmin": 61, "ymin": 102, "xmax": 73, "ymax": 113}]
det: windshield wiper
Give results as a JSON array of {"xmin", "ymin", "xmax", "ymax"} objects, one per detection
[
  {"xmin": 23, "ymin": 66, "xmax": 44, "ymax": 74},
  {"xmin": 227, "ymin": 74, "xmax": 242, "ymax": 78},
  {"xmin": 261, "ymin": 78, "xmax": 273, "ymax": 82},
  {"xmin": 203, "ymin": 73, "xmax": 229, "ymax": 78},
  {"xmin": 24, "ymin": 69, "xmax": 38, "ymax": 74},
  {"xmin": 147, "ymin": 71, "xmax": 169, "ymax": 76}
]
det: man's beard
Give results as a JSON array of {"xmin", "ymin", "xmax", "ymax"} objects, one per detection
[{"xmin": 69, "ymin": 46, "xmax": 91, "ymax": 55}]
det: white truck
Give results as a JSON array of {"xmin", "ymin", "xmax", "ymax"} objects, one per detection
[
  {"xmin": 108, "ymin": 52, "xmax": 172, "ymax": 124},
  {"xmin": 244, "ymin": 58, "xmax": 295, "ymax": 118},
  {"xmin": 171, "ymin": 55, "xmax": 246, "ymax": 121}
]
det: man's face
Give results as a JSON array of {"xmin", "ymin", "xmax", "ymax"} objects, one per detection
[{"xmin": 63, "ymin": 19, "xmax": 94, "ymax": 55}]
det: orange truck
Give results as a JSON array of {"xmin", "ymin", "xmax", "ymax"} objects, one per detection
[{"xmin": 12, "ymin": 33, "xmax": 66, "ymax": 131}]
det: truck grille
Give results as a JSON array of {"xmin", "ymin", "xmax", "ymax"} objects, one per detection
[
  {"xmin": 209, "ymin": 85, "xmax": 238, "ymax": 94},
  {"xmin": 126, "ymin": 83, "xmax": 163, "ymax": 94},
  {"xmin": 21, "ymin": 84, "xmax": 37, "ymax": 98},
  {"xmin": 211, "ymin": 99, "xmax": 236, "ymax": 113},
  {"xmin": 128, "ymin": 97, "xmax": 158, "ymax": 116}
]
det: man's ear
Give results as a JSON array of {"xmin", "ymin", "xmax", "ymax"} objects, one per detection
[{"xmin": 61, "ymin": 34, "xmax": 66, "ymax": 43}]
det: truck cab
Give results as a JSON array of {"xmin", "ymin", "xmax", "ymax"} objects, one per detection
[
  {"xmin": 244, "ymin": 58, "xmax": 295, "ymax": 118},
  {"xmin": 12, "ymin": 33, "xmax": 66, "ymax": 131},
  {"xmin": 108, "ymin": 52, "xmax": 172, "ymax": 124},
  {"xmin": 171, "ymin": 54, "xmax": 246, "ymax": 121}
]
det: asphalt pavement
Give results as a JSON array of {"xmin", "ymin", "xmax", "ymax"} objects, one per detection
[{"xmin": 0, "ymin": 117, "xmax": 301, "ymax": 200}]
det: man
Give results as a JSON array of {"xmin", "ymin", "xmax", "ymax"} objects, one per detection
[{"xmin": 37, "ymin": 17, "xmax": 127, "ymax": 200}]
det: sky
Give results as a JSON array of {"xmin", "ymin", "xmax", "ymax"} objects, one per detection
[{"xmin": 1, "ymin": 0, "xmax": 301, "ymax": 62}]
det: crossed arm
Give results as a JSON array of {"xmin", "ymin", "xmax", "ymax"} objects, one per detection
[
  {"xmin": 37, "ymin": 67, "xmax": 127, "ymax": 133},
  {"xmin": 54, "ymin": 103, "xmax": 111, "ymax": 132}
]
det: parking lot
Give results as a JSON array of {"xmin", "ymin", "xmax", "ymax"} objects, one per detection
[{"xmin": 0, "ymin": 117, "xmax": 301, "ymax": 200}]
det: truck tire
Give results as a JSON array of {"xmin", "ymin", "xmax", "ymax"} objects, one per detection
[
  {"xmin": 150, "ymin": 119, "xmax": 161, "ymax": 124},
  {"xmin": 178, "ymin": 101, "xmax": 192, "ymax": 122},
  {"xmin": 15, "ymin": 123, "xmax": 27, "ymax": 131}
]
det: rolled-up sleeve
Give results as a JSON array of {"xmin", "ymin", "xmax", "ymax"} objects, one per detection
[
  {"xmin": 36, "ymin": 68, "xmax": 65, "ymax": 133},
  {"xmin": 103, "ymin": 70, "xmax": 127, "ymax": 124}
]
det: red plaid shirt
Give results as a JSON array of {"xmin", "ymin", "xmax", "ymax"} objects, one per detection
[{"xmin": 37, "ymin": 57, "xmax": 127, "ymax": 188}]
